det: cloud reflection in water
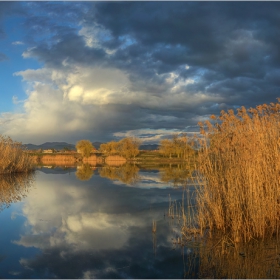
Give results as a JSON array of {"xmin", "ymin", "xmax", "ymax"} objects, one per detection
[{"xmin": 10, "ymin": 167, "xmax": 186, "ymax": 278}]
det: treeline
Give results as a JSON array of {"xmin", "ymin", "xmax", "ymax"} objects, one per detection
[
  {"xmin": 159, "ymin": 134, "xmax": 196, "ymax": 159},
  {"xmin": 76, "ymin": 134, "xmax": 196, "ymax": 162},
  {"xmin": 99, "ymin": 137, "xmax": 141, "ymax": 159}
]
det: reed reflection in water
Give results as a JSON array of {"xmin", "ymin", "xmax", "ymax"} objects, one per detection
[
  {"xmin": 169, "ymin": 186, "xmax": 280, "ymax": 279},
  {"xmin": 0, "ymin": 172, "xmax": 34, "ymax": 211},
  {"xmin": 181, "ymin": 233, "xmax": 280, "ymax": 278}
]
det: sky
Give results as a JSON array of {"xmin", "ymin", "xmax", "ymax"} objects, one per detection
[{"xmin": 1, "ymin": 2, "xmax": 280, "ymax": 144}]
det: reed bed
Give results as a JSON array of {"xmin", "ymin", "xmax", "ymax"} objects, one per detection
[
  {"xmin": 194, "ymin": 99, "xmax": 280, "ymax": 242},
  {"xmin": 0, "ymin": 135, "xmax": 34, "ymax": 174}
]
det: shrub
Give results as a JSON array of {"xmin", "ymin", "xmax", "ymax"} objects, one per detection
[{"xmin": 76, "ymin": 140, "xmax": 95, "ymax": 158}]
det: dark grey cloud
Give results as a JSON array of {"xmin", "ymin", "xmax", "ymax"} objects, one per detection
[
  {"xmin": 21, "ymin": 2, "xmax": 280, "ymax": 91},
  {"xmin": 92, "ymin": 2, "xmax": 280, "ymax": 88},
  {"xmin": 28, "ymin": 33, "xmax": 107, "ymax": 67},
  {"xmin": 21, "ymin": 2, "xmax": 90, "ymax": 45}
]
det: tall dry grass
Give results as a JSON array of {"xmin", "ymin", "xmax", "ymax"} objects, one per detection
[
  {"xmin": 0, "ymin": 135, "xmax": 34, "ymax": 174},
  {"xmin": 194, "ymin": 99, "xmax": 280, "ymax": 242}
]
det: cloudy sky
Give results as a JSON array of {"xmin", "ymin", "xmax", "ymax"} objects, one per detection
[{"xmin": 1, "ymin": 2, "xmax": 280, "ymax": 144}]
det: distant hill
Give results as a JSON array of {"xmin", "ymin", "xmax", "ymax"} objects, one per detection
[
  {"xmin": 23, "ymin": 142, "xmax": 158, "ymax": 151},
  {"xmin": 140, "ymin": 144, "xmax": 159, "ymax": 150},
  {"xmin": 24, "ymin": 142, "xmax": 75, "ymax": 151},
  {"xmin": 23, "ymin": 142, "xmax": 102, "ymax": 151}
]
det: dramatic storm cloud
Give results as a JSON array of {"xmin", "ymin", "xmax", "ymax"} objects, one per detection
[{"xmin": 1, "ymin": 2, "xmax": 280, "ymax": 144}]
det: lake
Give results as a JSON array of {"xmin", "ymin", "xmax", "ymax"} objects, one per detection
[
  {"xmin": 1, "ymin": 164, "xmax": 280, "ymax": 279},
  {"xmin": 0, "ymin": 164, "xmax": 197, "ymax": 279}
]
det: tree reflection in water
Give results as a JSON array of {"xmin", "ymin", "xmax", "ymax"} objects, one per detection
[
  {"xmin": 99, "ymin": 164, "xmax": 140, "ymax": 185},
  {"xmin": 0, "ymin": 172, "xmax": 34, "ymax": 211},
  {"xmin": 75, "ymin": 163, "xmax": 95, "ymax": 181},
  {"xmin": 98, "ymin": 163, "xmax": 195, "ymax": 187},
  {"xmin": 160, "ymin": 164, "xmax": 194, "ymax": 187}
]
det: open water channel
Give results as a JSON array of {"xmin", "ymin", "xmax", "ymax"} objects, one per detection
[{"xmin": 1, "ymin": 164, "xmax": 280, "ymax": 279}]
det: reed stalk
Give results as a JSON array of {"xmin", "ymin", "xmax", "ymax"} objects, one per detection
[
  {"xmin": 193, "ymin": 99, "xmax": 280, "ymax": 242},
  {"xmin": 152, "ymin": 220, "xmax": 157, "ymax": 233}
]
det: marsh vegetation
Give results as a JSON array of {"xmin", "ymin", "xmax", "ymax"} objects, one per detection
[
  {"xmin": 179, "ymin": 99, "xmax": 280, "ymax": 248},
  {"xmin": 0, "ymin": 135, "xmax": 34, "ymax": 174}
]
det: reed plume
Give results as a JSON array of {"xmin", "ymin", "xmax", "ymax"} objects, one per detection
[{"xmin": 194, "ymin": 98, "xmax": 280, "ymax": 242}]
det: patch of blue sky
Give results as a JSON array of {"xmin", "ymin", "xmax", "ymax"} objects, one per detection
[
  {"xmin": 140, "ymin": 133, "xmax": 159, "ymax": 138},
  {"xmin": 209, "ymin": 103, "xmax": 221, "ymax": 110},
  {"xmin": 0, "ymin": 15, "xmax": 42, "ymax": 113},
  {"xmin": 119, "ymin": 35, "xmax": 137, "ymax": 50}
]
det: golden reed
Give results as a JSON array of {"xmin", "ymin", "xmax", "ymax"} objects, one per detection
[
  {"xmin": 192, "ymin": 99, "xmax": 280, "ymax": 242},
  {"xmin": 0, "ymin": 136, "xmax": 34, "ymax": 174}
]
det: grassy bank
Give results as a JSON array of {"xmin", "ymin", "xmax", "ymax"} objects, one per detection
[
  {"xmin": 0, "ymin": 136, "xmax": 34, "ymax": 174},
  {"xmin": 191, "ymin": 99, "xmax": 280, "ymax": 242}
]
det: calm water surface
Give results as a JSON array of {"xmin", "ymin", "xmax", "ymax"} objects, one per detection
[
  {"xmin": 2, "ymin": 165, "xmax": 280, "ymax": 279},
  {"xmin": 0, "ymin": 165, "xmax": 195, "ymax": 279}
]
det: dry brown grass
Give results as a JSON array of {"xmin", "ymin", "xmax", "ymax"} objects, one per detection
[
  {"xmin": 192, "ymin": 98, "xmax": 280, "ymax": 242},
  {"xmin": 105, "ymin": 155, "xmax": 126, "ymax": 166},
  {"xmin": 82, "ymin": 154, "xmax": 97, "ymax": 164},
  {"xmin": 38, "ymin": 154, "xmax": 77, "ymax": 165},
  {"xmin": 0, "ymin": 135, "xmax": 34, "ymax": 174}
]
